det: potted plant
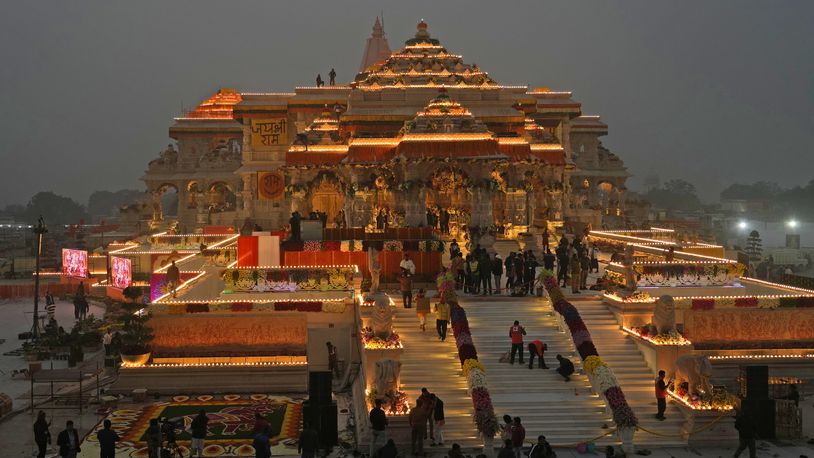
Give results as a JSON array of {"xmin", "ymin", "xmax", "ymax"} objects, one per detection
[
  {"xmin": 122, "ymin": 285, "xmax": 144, "ymax": 303},
  {"xmin": 118, "ymin": 301, "xmax": 154, "ymax": 366}
]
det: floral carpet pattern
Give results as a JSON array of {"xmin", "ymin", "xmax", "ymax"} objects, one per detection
[{"xmin": 79, "ymin": 394, "xmax": 304, "ymax": 457}]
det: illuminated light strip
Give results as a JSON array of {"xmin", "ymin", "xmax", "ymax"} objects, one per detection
[
  {"xmin": 231, "ymin": 264, "xmax": 358, "ymax": 270},
  {"xmin": 32, "ymin": 272, "xmax": 63, "ymax": 277},
  {"xmin": 741, "ymin": 277, "xmax": 814, "ymax": 295},
  {"xmin": 621, "ymin": 326, "xmax": 692, "ymax": 346},
  {"xmin": 151, "ymin": 270, "xmax": 207, "ymax": 303},
  {"xmin": 666, "ymin": 389, "xmax": 733, "ymax": 411},
  {"xmin": 153, "ymin": 252, "xmax": 198, "ymax": 273},
  {"xmin": 708, "ymin": 354, "xmax": 814, "ymax": 360},
  {"xmin": 109, "ymin": 244, "xmax": 140, "ymax": 254},
  {"xmin": 151, "ymin": 233, "xmax": 237, "ymax": 238},
  {"xmin": 116, "ymin": 250, "xmax": 199, "ymax": 255},
  {"xmin": 121, "ymin": 361, "xmax": 308, "ymax": 369},
  {"xmin": 156, "ymin": 298, "xmax": 348, "ymax": 305}
]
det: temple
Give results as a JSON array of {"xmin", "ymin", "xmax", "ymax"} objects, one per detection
[{"xmin": 142, "ymin": 20, "xmax": 630, "ymax": 239}]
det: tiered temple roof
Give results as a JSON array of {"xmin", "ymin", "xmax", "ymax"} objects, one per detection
[
  {"xmin": 182, "ymin": 88, "xmax": 242, "ymax": 119},
  {"xmin": 353, "ymin": 21, "xmax": 498, "ymax": 89},
  {"xmin": 359, "ymin": 17, "xmax": 392, "ymax": 73}
]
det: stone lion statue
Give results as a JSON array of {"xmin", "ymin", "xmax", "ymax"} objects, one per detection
[
  {"xmin": 370, "ymin": 292, "xmax": 393, "ymax": 339},
  {"xmin": 374, "ymin": 359, "xmax": 402, "ymax": 395},
  {"xmin": 652, "ymin": 295, "xmax": 676, "ymax": 334},
  {"xmin": 672, "ymin": 355, "xmax": 713, "ymax": 396}
]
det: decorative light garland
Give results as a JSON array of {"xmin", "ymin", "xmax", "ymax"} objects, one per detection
[
  {"xmin": 121, "ymin": 360, "xmax": 308, "ymax": 369},
  {"xmin": 708, "ymin": 354, "xmax": 814, "ymax": 361}
]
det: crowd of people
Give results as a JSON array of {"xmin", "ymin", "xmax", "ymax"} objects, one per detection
[{"xmin": 369, "ymin": 387, "xmax": 446, "ymax": 457}]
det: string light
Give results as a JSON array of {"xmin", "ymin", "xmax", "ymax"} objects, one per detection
[
  {"xmin": 708, "ymin": 354, "xmax": 814, "ymax": 360},
  {"xmin": 121, "ymin": 360, "xmax": 308, "ymax": 369},
  {"xmin": 621, "ymin": 326, "xmax": 691, "ymax": 346},
  {"xmin": 154, "ymin": 297, "xmax": 348, "ymax": 305}
]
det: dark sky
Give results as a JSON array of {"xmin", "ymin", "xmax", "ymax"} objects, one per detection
[{"xmin": 1, "ymin": 1, "xmax": 812, "ymax": 207}]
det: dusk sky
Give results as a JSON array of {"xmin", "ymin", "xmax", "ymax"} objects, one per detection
[{"xmin": 1, "ymin": 1, "xmax": 812, "ymax": 207}]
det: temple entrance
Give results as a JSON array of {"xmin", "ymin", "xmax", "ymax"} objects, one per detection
[
  {"xmin": 311, "ymin": 180, "xmax": 346, "ymax": 227},
  {"xmin": 207, "ymin": 182, "xmax": 236, "ymax": 214},
  {"xmin": 153, "ymin": 183, "xmax": 178, "ymax": 221},
  {"xmin": 426, "ymin": 167, "xmax": 471, "ymax": 237}
]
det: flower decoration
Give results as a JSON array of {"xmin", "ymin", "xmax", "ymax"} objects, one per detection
[{"xmin": 462, "ymin": 358, "xmax": 485, "ymax": 377}]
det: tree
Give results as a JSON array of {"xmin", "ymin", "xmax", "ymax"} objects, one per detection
[
  {"xmin": 644, "ymin": 179, "xmax": 702, "ymax": 212},
  {"xmin": 23, "ymin": 192, "xmax": 88, "ymax": 225},
  {"xmin": 87, "ymin": 189, "xmax": 144, "ymax": 220},
  {"xmin": 745, "ymin": 230, "xmax": 762, "ymax": 263},
  {"xmin": 720, "ymin": 182, "xmax": 781, "ymax": 200}
]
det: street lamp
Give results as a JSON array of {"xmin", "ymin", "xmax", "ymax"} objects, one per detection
[
  {"xmin": 737, "ymin": 221, "xmax": 748, "ymax": 230},
  {"xmin": 31, "ymin": 216, "xmax": 48, "ymax": 339},
  {"xmin": 787, "ymin": 219, "xmax": 799, "ymax": 229}
]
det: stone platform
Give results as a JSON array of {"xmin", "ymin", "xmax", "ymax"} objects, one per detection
[{"xmin": 109, "ymin": 363, "xmax": 309, "ymax": 395}]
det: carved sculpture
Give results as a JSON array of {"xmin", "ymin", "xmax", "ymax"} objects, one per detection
[
  {"xmin": 374, "ymin": 359, "xmax": 402, "ymax": 395},
  {"xmin": 652, "ymin": 295, "xmax": 676, "ymax": 334},
  {"xmin": 370, "ymin": 293, "xmax": 393, "ymax": 339},
  {"xmin": 623, "ymin": 244, "xmax": 636, "ymax": 291},
  {"xmin": 672, "ymin": 355, "xmax": 713, "ymax": 396}
]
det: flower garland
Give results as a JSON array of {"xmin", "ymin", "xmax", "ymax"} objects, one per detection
[
  {"xmin": 303, "ymin": 240, "xmax": 323, "ymax": 252},
  {"xmin": 539, "ymin": 270, "xmax": 639, "ymax": 429},
  {"xmin": 674, "ymin": 295, "xmax": 814, "ymax": 310},
  {"xmin": 437, "ymin": 270, "xmax": 499, "ymax": 438},
  {"xmin": 383, "ymin": 240, "xmax": 403, "ymax": 252},
  {"xmin": 625, "ymin": 326, "xmax": 691, "ymax": 346}
]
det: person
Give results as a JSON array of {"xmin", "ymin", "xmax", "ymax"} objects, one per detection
[
  {"xmin": 579, "ymin": 251, "xmax": 590, "ymax": 291},
  {"xmin": 497, "ymin": 439, "xmax": 515, "ymax": 458},
  {"xmin": 166, "ymin": 260, "xmax": 181, "ymax": 298},
  {"xmin": 787, "ymin": 384, "xmax": 800, "ymax": 406},
  {"xmin": 569, "ymin": 246, "xmax": 582, "ymax": 294},
  {"xmin": 555, "ymin": 354, "xmax": 575, "ymax": 381},
  {"xmin": 432, "ymin": 394, "xmax": 445, "ymax": 446},
  {"xmin": 655, "ymin": 370, "xmax": 668, "ymax": 420},
  {"xmin": 316, "ymin": 74, "xmax": 324, "ymax": 87},
  {"xmin": 509, "ymin": 320, "xmax": 527, "ymax": 365},
  {"xmin": 524, "ymin": 251, "xmax": 538, "ymax": 295},
  {"xmin": 449, "ymin": 239, "xmax": 461, "ymax": 259},
  {"xmin": 527, "ymin": 339, "xmax": 548, "ymax": 369},
  {"xmin": 369, "ymin": 399, "xmax": 388, "ymax": 457},
  {"xmin": 733, "ymin": 408, "xmax": 756, "ymax": 458},
  {"xmin": 103, "ymin": 329, "xmax": 113, "ymax": 356},
  {"xmin": 328, "ymin": 68, "xmax": 337, "ymax": 86},
  {"xmin": 415, "ymin": 288, "xmax": 430, "ymax": 331},
  {"xmin": 400, "ymin": 253, "xmax": 416, "ymax": 275},
  {"xmin": 528, "ymin": 435, "xmax": 555, "ymax": 458},
  {"xmin": 190, "ymin": 410, "xmax": 209, "ymax": 458},
  {"xmin": 512, "ymin": 254, "xmax": 525, "ymax": 296},
  {"xmin": 57, "ymin": 420, "xmax": 80, "ymax": 458},
  {"xmin": 254, "ymin": 411, "xmax": 270, "ymax": 435},
  {"xmin": 72, "ymin": 294, "xmax": 82, "ymax": 320},
  {"xmin": 556, "ymin": 241, "xmax": 569, "ymax": 288},
  {"xmin": 399, "ymin": 269, "xmax": 413, "ymax": 309},
  {"xmin": 297, "ymin": 423, "xmax": 319, "ymax": 458},
  {"xmin": 440, "ymin": 208, "xmax": 450, "ymax": 234},
  {"xmin": 542, "ymin": 227, "xmax": 550, "ymax": 252},
  {"xmin": 254, "ymin": 427, "xmax": 271, "ymax": 458},
  {"xmin": 590, "ymin": 245, "xmax": 600, "ymax": 273},
  {"xmin": 326, "ymin": 341, "xmax": 339, "ymax": 377},
  {"xmin": 448, "ymin": 443, "xmax": 464, "ymax": 458},
  {"xmin": 378, "ymin": 439, "xmax": 398, "ymax": 458},
  {"xmin": 543, "ymin": 249, "xmax": 555, "ymax": 272},
  {"xmin": 33, "ymin": 410, "xmax": 51, "ymax": 458},
  {"xmin": 335, "ymin": 209, "xmax": 346, "ymax": 228},
  {"xmin": 146, "ymin": 418, "xmax": 162, "ymax": 458},
  {"xmin": 466, "ymin": 255, "xmax": 479, "ymax": 294},
  {"xmin": 492, "ymin": 253, "xmax": 503, "ymax": 294},
  {"xmin": 375, "ymin": 209, "xmax": 384, "ymax": 230},
  {"xmin": 480, "ymin": 252, "xmax": 493, "ymax": 295},
  {"xmin": 505, "ymin": 253, "xmax": 515, "ymax": 292},
  {"xmin": 409, "ymin": 400, "xmax": 428, "ymax": 456},
  {"xmin": 45, "ymin": 290, "xmax": 56, "ymax": 322},
  {"xmin": 511, "ymin": 417, "xmax": 525, "ymax": 458},
  {"xmin": 97, "ymin": 419, "xmax": 120, "ymax": 458},
  {"xmin": 500, "ymin": 415, "xmax": 513, "ymax": 443},
  {"xmin": 417, "ymin": 388, "xmax": 434, "ymax": 441},
  {"xmin": 665, "ymin": 246, "xmax": 675, "ymax": 262},
  {"xmin": 161, "ymin": 417, "xmax": 179, "ymax": 452},
  {"xmin": 289, "ymin": 211, "xmax": 302, "ymax": 241},
  {"xmin": 435, "ymin": 300, "xmax": 450, "ymax": 341}
]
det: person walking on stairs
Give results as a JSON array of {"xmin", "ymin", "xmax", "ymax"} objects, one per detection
[
  {"xmin": 527, "ymin": 339, "xmax": 548, "ymax": 369},
  {"xmin": 510, "ymin": 417, "xmax": 525, "ymax": 458},
  {"xmin": 418, "ymin": 388, "xmax": 435, "ymax": 441},
  {"xmin": 492, "ymin": 253, "xmax": 503, "ymax": 294},
  {"xmin": 432, "ymin": 394, "xmax": 445, "ymax": 446},
  {"xmin": 479, "ymin": 251, "xmax": 493, "ymax": 295},
  {"xmin": 655, "ymin": 370, "xmax": 668, "ymax": 420},
  {"xmin": 556, "ymin": 239, "xmax": 569, "ymax": 287},
  {"xmin": 435, "ymin": 300, "xmax": 450, "ymax": 341},
  {"xmin": 733, "ymin": 408, "xmax": 757, "ymax": 458},
  {"xmin": 505, "ymin": 252, "xmax": 515, "ymax": 293},
  {"xmin": 569, "ymin": 245, "xmax": 582, "ymax": 294},
  {"xmin": 555, "ymin": 354, "xmax": 575, "ymax": 381},
  {"xmin": 509, "ymin": 321, "xmax": 527, "ymax": 365},
  {"xmin": 409, "ymin": 400, "xmax": 428, "ymax": 456},
  {"xmin": 400, "ymin": 269, "xmax": 413, "ymax": 308},
  {"xmin": 369, "ymin": 399, "xmax": 388, "ymax": 457},
  {"xmin": 415, "ymin": 289, "xmax": 430, "ymax": 331}
]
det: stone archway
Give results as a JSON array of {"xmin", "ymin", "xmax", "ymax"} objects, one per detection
[
  {"xmin": 425, "ymin": 166, "xmax": 472, "ymax": 235},
  {"xmin": 310, "ymin": 178, "xmax": 346, "ymax": 227},
  {"xmin": 207, "ymin": 182, "xmax": 236, "ymax": 214},
  {"xmin": 151, "ymin": 183, "xmax": 179, "ymax": 221}
]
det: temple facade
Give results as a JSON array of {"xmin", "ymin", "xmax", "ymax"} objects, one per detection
[{"xmin": 142, "ymin": 21, "xmax": 630, "ymax": 236}]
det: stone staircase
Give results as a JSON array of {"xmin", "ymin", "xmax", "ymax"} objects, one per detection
[
  {"xmin": 462, "ymin": 296, "xmax": 617, "ymax": 447},
  {"xmin": 385, "ymin": 302, "xmax": 483, "ymax": 448},
  {"xmin": 569, "ymin": 297, "xmax": 687, "ymax": 447}
]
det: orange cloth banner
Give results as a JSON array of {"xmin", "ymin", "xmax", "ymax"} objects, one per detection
[
  {"xmin": 258, "ymin": 172, "xmax": 285, "ymax": 200},
  {"xmin": 684, "ymin": 308, "xmax": 814, "ymax": 343},
  {"xmin": 150, "ymin": 313, "xmax": 307, "ymax": 357}
]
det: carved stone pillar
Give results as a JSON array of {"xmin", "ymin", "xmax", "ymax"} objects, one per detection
[{"xmin": 241, "ymin": 174, "xmax": 254, "ymax": 213}]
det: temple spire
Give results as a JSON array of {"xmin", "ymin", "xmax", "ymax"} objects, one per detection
[{"xmin": 359, "ymin": 17, "xmax": 392, "ymax": 73}]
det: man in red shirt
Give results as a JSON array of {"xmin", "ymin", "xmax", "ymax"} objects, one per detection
[
  {"xmin": 509, "ymin": 321, "xmax": 527, "ymax": 365},
  {"xmin": 655, "ymin": 370, "xmax": 667, "ymax": 420},
  {"xmin": 527, "ymin": 339, "xmax": 548, "ymax": 369}
]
